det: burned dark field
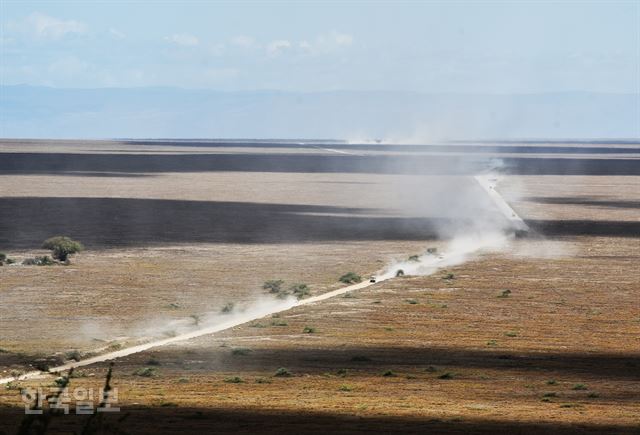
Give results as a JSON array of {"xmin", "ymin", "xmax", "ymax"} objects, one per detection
[{"xmin": 0, "ymin": 139, "xmax": 638, "ymax": 434}]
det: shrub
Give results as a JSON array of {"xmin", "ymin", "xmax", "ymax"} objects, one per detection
[
  {"xmin": 302, "ymin": 326, "xmax": 316, "ymax": 334},
  {"xmin": 231, "ymin": 348, "xmax": 251, "ymax": 356},
  {"xmin": 408, "ymin": 255, "xmax": 420, "ymax": 262},
  {"xmin": 406, "ymin": 299, "xmax": 418, "ymax": 305},
  {"xmin": 290, "ymin": 283, "xmax": 310, "ymax": 299},
  {"xmin": 224, "ymin": 376, "xmax": 243, "ymax": 383},
  {"xmin": 336, "ymin": 368, "xmax": 347, "ymax": 377},
  {"xmin": 263, "ymin": 280, "xmax": 284, "ymax": 294},
  {"xmin": 0, "ymin": 253, "xmax": 5, "ymax": 265},
  {"xmin": 547, "ymin": 379, "xmax": 557, "ymax": 385},
  {"xmin": 543, "ymin": 392, "xmax": 558, "ymax": 398},
  {"xmin": 498, "ymin": 289, "xmax": 512, "ymax": 298},
  {"xmin": 271, "ymin": 320, "xmax": 288, "ymax": 327},
  {"xmin": 42, "ymin": 236, "xmax": 83, "ymax": 262},
  {"xmin": 255, "ymin": 377, "xmax": 271, "ymax": 384},
  {"xmin": 190, "ymin": 314, "xmax": 202, "ymax": 325},
  {"xmin": 220, "ymin": 303, "xmax": 234, "ymax": 314},
  {"xmin": 438, "ymin": 372, "xmax": 455, "ymax": 380},
  {"xmin": 5, "ymin": 258, "xmax": 15, "ymax": 264},
  {"xmin": 22, "ymin": 256, "xmax": 54, "ymax": 266},
  {"xmin": 338, "ymin": 384, "xmax": 353, "ymax": 392},
  {"xmin": 65, "ymin": 350, "xmax": 82, "ymax": 362},
  {"xmin": 572, "ymin": 383, "xmax": 588, "ymax": 390},
  {"xmin": 274, "ymin": 367, "xmax": 291, "ymax": 377},
  {"xmin": 395, "ymin": 269, "xmax": 405, "ymax": 277},
  {"xmin": 339, "ymin": 272, "xmax": 362, "ymax": 284},
  {"xmin": 146, "ymin": 358, "xmax": 161, "ymax": 366},
  {"xmin": 381, "ymin": 370, "xmax": 395, "ymax": 377},
  {"xmin": 426, "ymin": 247, "xmax": 438, "ymax": 254},
  {"xmin": 442, "ymin": 273, "xmax": 455, "ymax": 280},
  {"xmin": 133, "ymin": 367, "xmax": 156, "ymax": 377},
  {"xmin": 504, "ymin": 331, "xmax": 518, "ymax": 337}
]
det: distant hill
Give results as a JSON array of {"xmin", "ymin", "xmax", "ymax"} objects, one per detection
[{"xmin": 1, "ymin": 85, "xmax": 637, "ymax": 140}]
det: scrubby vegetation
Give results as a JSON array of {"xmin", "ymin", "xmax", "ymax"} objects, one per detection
[
  {"xmin": 408, "ymin": 255, "xmax": 420, "ymax": 262},
  {"xmin": 133, "ymin": 367, "xmax": 157, "ymax": 377},
  {"xmin": 42, "ymin": 236, "xmax": 83, "ymax": 263},
  {"xmin": 262, "ymin": 280, "xmax": 284, "ymax": 294},
  {"xmin": 290, "ymin": 283, "xmax": 310, "ymax": 299},
  {"xmin": 221, "ymin": 302, "xmax": 235, "ymax": 314},
  {"xmin": 302, "ymin": 326, "xmax": 316, "ymax": 333},
  {"xmin": 395, "ymin": 269, "xmax": 405, "ymax": 277},
  {"xmin": 22, "ymin": 256, "xmax": 54, "ymax": 266},
  {"xmin": 274, "ymin": 367, "xmax": 291, "ymax": 377},
  {"xmin": 339, "ymin": 272, "xmax": 362, "ymax": 284},
  {"xmin": 224, "ymin": 376, "xmax": 244, "ymax": 383}
]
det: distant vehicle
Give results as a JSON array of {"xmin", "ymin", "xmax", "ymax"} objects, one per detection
[{"xmin": 369, "ymin": 276, "xmax": 376, "ymax": 283}]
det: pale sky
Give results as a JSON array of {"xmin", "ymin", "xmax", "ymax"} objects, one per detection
[{"xmin": 1, "ymin": 0, "xmax": 639, "ymax": 93}]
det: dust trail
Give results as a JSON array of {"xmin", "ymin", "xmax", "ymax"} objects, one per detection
[
  {"xmin": 0, "ymin": 170, "xmax": 527, "ymax": 386},
  {"xmin": 0, "ymin": 232, "xmax": 505, "ymax": 385}
]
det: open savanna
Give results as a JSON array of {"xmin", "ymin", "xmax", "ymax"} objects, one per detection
[{"xmin": 0, "ymin": 140, "xmax": 638, "ymax": 433}]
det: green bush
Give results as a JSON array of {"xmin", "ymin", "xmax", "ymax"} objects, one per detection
[
  {"xmin": 274, "ymin": 367, "xmax": 291, "ymax": 377},
  {"xmin": 22, "ymin": 256, "xmax": 54, "ymax": 266},
  {"xmin": 42, "ymin": 236, "xmax": 83, "ymax": 262},
  {"xmin": 339, "ymin": 272, "xmax": 362, "ymax": 284},
  {"xmin": 302, "ymin": 326, "xmax": 316, "ymax": 334},
  {"xmin": 263, "ymin": 280, "xmax": 284, "ymax": 294},
  {"xmin": 133, "ymin": 367, "xmax": 157, "ymax": 377},
  {"xmin": 224, "ymin": 376, "xmax": 243, "ymax": 383},
  {"xmin": 289, "ymin": 283, "xmax": 310, "ymax": 299}
]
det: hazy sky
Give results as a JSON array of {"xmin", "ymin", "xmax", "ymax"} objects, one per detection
[{"xmin": 1, "ymin": 1, "xmax": 638, "ymax": 93}]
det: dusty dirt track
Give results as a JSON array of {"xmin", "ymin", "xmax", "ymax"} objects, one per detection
[{"xmin": 0, "ymin": 140, "xmax": 638, "ymax": 434}]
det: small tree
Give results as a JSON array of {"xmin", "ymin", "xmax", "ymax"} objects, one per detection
[
  {"xmin": 42, "ymin": 236, "xmax": 83, "ymax": 263},
  {"xmin": 339, "ymin": 272, "xmax": 362, "ymax": 284}
]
